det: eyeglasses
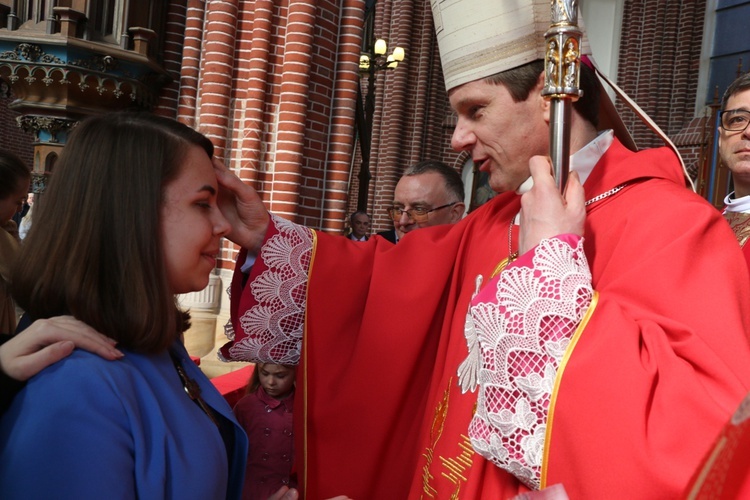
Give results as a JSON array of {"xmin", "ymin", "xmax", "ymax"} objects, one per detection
[
  {"xmin": 387, "ymin": 202, "xmax": 458, "ymax": 224},
  {"xmin": 720, "ymin": 109, "xmax": 750, "ymax": 132}
]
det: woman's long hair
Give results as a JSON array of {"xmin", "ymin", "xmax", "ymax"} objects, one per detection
[{"xmin": 12, "ymin": 112, "xmax": 214, "ymax": 353}]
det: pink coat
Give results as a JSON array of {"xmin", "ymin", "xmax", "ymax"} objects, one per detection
[{"xmin": 233, "ymin": 387, "xmax": 296, "ymax": 500}]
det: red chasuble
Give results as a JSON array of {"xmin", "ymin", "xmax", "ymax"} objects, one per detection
[{"xmin": 221, "ymin": 139, "xmax": 750, "ymax": 499}]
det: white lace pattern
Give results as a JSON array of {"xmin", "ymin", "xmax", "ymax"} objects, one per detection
[
  {"xmin": 226, "ymin": 214, "xmax": 313, "ymax": 365},
  {"xmin": 465, "ymin": 237, "xmax": 593, "ymax": 489}
]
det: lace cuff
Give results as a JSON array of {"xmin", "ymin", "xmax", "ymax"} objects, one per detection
[
  {"xmin": 464, "ymin": 235, "xmax": 593, "ymax": 489},
  {"xmin": 220, "ymin": 214, "xmax": 313, "ymax": 365}
]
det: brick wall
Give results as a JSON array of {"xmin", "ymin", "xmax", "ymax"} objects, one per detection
[
  {"xmin": 0, "ymin": 94, "xmax": 33, "ymax": 168},
  {"xmin": 154, "ymin": 0, "xmax": 189, "ymax": 119},
  {"xmin": 673, "ymin": 113, "xmax": 714, "ymax": 188},
  {"xmin": 616, "ymin": 0, "xmax": 707, "ymax": 149}
]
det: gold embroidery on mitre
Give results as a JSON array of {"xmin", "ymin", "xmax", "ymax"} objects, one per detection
[
  {"xmin": 724, "ymin": 211, "xmax": 750, "ymax": 247},
  {"xmin": 422, "ymin": 379, "xmax": 476, "ymax": 499}
]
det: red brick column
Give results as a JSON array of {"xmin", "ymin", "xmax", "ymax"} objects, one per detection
[
  {"xmin": 347, "ymin": 0, "xmax": 451, "ymax": 231},
  {"xmin": 176, "ymin": 0, "xmax": 207, "ymax": 128},
  {"xmin": 235, "ymin": 0, "xmax": 275, "ymax": 185},
  {"xmin": 198, "ymin": 0, "xmax": 239, "ymax": 159},
  {"xmin": 317, "ymin": 0, "xmax": 366, "ymax": 233},
  {"xmin": 616, "ymin": 0, "xmax": 706, "ymax": 149},
  {"xmin": 369, "ymin": 0, "xmax": 411, "ymax": 215},
  {"xmin": 267, "ymin": 0, "xmax": 317, "ymax": 218},
  {"xmin": 154, "ymin": 0, "xmax": 188, "ymax": 118}
]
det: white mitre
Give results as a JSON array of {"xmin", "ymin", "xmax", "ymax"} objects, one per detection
[{"xmin": 431, "ymin": 0, "xmax": 552, "ymax": 91}]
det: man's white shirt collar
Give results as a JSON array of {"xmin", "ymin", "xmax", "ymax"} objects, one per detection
[
  {"xmin": 724, "ymin": 192, "xmax": 750, "ymax": 213},
  {"xmin": 571, "ymin": 129, "xmax": 614, "ymax": 185},
  {"xmin": 513, "ymin": 130, "xmax": 614, "ymax": 223},
  {"xmin": 515, "ymin": 130, "xmax": 613, "ymax": 195}
]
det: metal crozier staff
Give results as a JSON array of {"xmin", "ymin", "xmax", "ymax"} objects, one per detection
[{"xmin": 542, "ymin": 0, "xmax": 583, "ymax": 191}]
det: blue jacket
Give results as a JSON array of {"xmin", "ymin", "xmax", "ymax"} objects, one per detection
[{"xmin": 0, "ymin": 341, "xmax": 248, "ymax": 499}]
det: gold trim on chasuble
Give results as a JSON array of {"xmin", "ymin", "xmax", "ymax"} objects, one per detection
[
  {"xmin": 724, "ymin": 211, "xmax": 750, "ymax": 247},
  {"xmin": 540, "ymin": 291, "xmax": 600, "ymax": 488},
  {"xmin": 685, "ymin": 436, "xmax": 733, "ymax": 499},
  {"xmin": 685, "ymin": 393, "xmax": 750, "ymax": 497},
  {"xmin": 421, "ymin": 377, "xmax": 476, "ymax": 499},
  {"xmin": 301, "ymin": 229, "xmax": 318, "ymax": 495}
]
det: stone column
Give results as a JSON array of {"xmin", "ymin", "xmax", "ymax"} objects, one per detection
[{"xmin": 179, "ymin": 273, "xmax": 222, "ymax": 359}]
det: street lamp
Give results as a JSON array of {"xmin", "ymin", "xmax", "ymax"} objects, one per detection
[
  {"xmin": 359, "ymin": 39, "xmax": 404, "ymax": 73},
  {"xmin": 355, "ymin": 38, "xmax": 404, "ymax": 212}
]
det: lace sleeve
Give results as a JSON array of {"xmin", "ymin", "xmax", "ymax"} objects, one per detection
[
  {"xmin": 465, "ymin": 235, "xmax": 593, "ymax": 489},
  {"xmin": 220, "ymin": 214, "xmax": 314, "ymax": 365}
]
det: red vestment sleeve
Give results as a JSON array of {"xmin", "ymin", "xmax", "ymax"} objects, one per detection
[{"xmin": 545, "ymin": 168, "xmax": 750, "ymax": 497}]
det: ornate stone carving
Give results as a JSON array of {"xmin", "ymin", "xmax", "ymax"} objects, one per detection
[
  {"xmin": 16, "ymin": 115, "xmax": 77, "ymax": 143},
  {"xmin": 68, "ymin": 54, "xmax": 121, "ymax": 73},
  {"xmin": 0, "ymin": 41, "xmax": 166, "ymax": 115},
  {"xmin": 30, "ymin": 172, "xmax": 50, "ymax": 194},
  {"xmin": 0, "ymin": 43, "xmax": 64, "ymax": 64}
]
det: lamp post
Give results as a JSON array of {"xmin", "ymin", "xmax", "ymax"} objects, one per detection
[{"xmin": 355, "ymin": 38, "xmax": 404, "ymax": 212}]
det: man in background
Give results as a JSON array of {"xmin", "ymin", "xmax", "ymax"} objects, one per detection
[
  {"xmin": 719, "ymin": 72, "xmax": 750, "ymax": 266},
  {"xmin": 346, "ymin": 211, "xmax": 371, "ymax": 241},
  {"xmin": 377, "ymin": 160, "xmax": 465, "ymax": 243}
]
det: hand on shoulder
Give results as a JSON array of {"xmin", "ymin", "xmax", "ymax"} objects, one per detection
[{"xmin": 0, "ymin": 316, "xmax": 123, "ymax": 381}]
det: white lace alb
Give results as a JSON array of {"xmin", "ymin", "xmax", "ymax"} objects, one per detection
[
  {"xmin": 463, "ymin": 237, "xmax": 593, "ymax": 489},
  {"xmin": 226, "ymin": 214, "xmax": 313, "ymax": 365}
]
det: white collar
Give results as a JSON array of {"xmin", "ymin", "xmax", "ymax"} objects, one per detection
[
  {"xmin": 571, "ymin": 130, "xmax": 614, "ymax": 185},
  {"xmin": 724, "ymin": 192, "xmax": 750, "ymax": 213},
  {"xmin": 515, "ymin": 130, "xmax": 614, "ymax": 195}
]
